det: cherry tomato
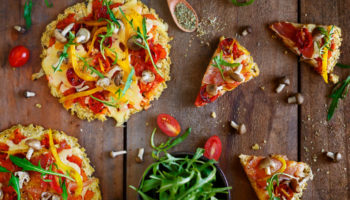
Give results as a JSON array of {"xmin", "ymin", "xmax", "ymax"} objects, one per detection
[
  {"xmin": 8, "ymin": 45, "xmax": 30, "ymax": 67},
  {"xmin": 157, "ymin": 114, "xmax": 181, "ymax": 137},
  {"xmin": 66, "ymin": 68, "xmax": 84, "ymax": 86},
  {"xmin": 204, "ymin": 135, "xmax": 222, "ymax": 161}
]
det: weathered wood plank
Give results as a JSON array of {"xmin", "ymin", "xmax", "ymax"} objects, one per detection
[
  {"xmin": 300, "ymin": 0, "xmax": 350, "ymax": 199},
  {"xmin": 0, "ymin": 1, "xmax": 124, "ymax": 199},
  {"xmin": 126, "ymin": 0, "xmax": 298, "ymax": 199}
]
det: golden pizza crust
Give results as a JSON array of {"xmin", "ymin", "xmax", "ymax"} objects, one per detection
[
  {"xmin": 40, "ymin": 0, "xmax": 171, "ymax": 126},
  {"xmin": 239, "ymin": 154, "xmax": 313, "ymax": 200},
  {"xmin": 0, "ymin": 124, "xmax": 101, "ymax": 200}
]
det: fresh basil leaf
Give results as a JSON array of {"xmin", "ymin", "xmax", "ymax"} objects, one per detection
[
  {"xmin": 0, "ymin": 165, "xmax": 10, "ymax": 173},
  {"xmin": 9, "ymin": 155, "xmax": 74, "ymax": 181},
  {"xmin": 9, "ymin": 174, "xmax": 21, "ymax": 200}
]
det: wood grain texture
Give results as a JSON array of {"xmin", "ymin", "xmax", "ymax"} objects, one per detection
[
  {"xmin": 0, "ymin": 0, "xmax": 124, "ymax": 199},
  {"xmin": 300, "ymin": 0, "xmax": 350, "ymax": 199}
]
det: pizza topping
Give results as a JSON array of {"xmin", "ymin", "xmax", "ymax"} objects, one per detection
[
  {"xmin": 227, "ymin": 70, "xmax": 244, "ymax": 82},
  {"xmin": 259, "ymin": 157, "xmax": 277, "ymax": 176},
  {"xmin": 13, "ymin": 171, "xmax": 29, "ymax": 189},
  {"xmin": 112, "ymin": 70, "xmax": 124, "ymax": 86},
  {"xmin": 76, "ymin": 28, "xmax": 91, "ymax": 44},
  {"xmin": 41, "ymin": 192, "xmax": 60, "ymax": 200},
  {"xmin": 127, "ymin": 35, "xmax": 143, "ymax": 51},
  {"xmin": 206, "ymin": 84, "xmax": 218, "ymax": 96},
  {"xmin": 25, "ymin": 139, "xmax": 42, "ymax": 160},
  {"xmin": 141, "ymin": 70, "xmax": 155, "ymax": 83},
  {"xmin": 287, "ymin": 93, "xmax": 304, "ymax": 105},
  {"xmin": 66, "ymin": 68, "xmax": 84, "ymax": 86},
  {"xmin": 290, "ymin": 179, "xmax": 301, "ymax": 193},
  {"xmin": 96, "ymin": 77, "xmax": 111, "ymax": 88},
  {"xmin": 230, "ymin": 120, "xmax": 247, "ymax": 135}
]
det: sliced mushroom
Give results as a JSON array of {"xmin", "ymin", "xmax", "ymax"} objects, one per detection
[
  {"xmin": 258, "ymin": 157, "xmax": 277, "ymax": 175},
  {"xmin": 41, "ymin": 192, "xmax": 52, "ymax": 200},
  {"xmin": 61, "ymin": 23, "xmax": 75, "ymax": 37},
  {"xmin": 113, "ymin": 71, "xmax": 124, "ymax": 86},
  {"xmin": 25, "ymin": 139, "xmax": 42, "ymax": 160},
  {"xmin": 290, "ymin": 179, "xmax": 301, "ymax": 193},
  {"xmin": 113, "ymin": 20, "xmax": 125, "ymax": 35},
  {"xmin": 141, "ymin": 70, "xmax": 155, "ymax": 83},
  {"xmin": 206, "ymin": 84, "xmax": 218, "ymax": 96},
  {"xmin": 76, "ymin": 28, "xmax": 91, "ymax": 43},
  {"xmin": 96, "ymin": 77, "xmax": 111, "ymax": 88},
  {"xmin": 227, "ymin": 70, "xmax": 244, "ymax": 82},
  {"xmin": 14, "ymin": 171, "xmax": 30, "ymax": 189},
  {"xmin": 127, "ymin": 35, "xmax": 143, "ymax": 51},
  {"xmin": 51, "ymin": 195, "xmax": 60, "ymax": 200},
  {"xmin": 54, "ymin": 29, "xmax": 67, "ymax": 43}
]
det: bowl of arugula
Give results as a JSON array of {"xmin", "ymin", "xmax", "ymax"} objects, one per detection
[{"xmin": 130, "ymin": 128, "xmax": 232, "ymax": 200}]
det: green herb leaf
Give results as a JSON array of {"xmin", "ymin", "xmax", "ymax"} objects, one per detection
[
  {"xmin": 231, "ymin": 0, "xmax": 255, "ymax": 6},
  {"xmin": 78, "ymin": 56, "xmax": 105, "ymax": 78},
  {"xmin": 336, "ymin": 63, "xmax": 350, "ymax": 69},
  {"xmin": 103, "ymin": 0, "xmax": 121, "ymax": 27},
  {"xmin": 327, "ymin": 75, "xmax": 350, "ymax": 120},
  {"xmin": 99, "ymin": 19, "xmax": 116, "ymax": 59},
  {"xmin": 90, "ymin": 95, "xmax": 119, "ymax": 108},
  {"xmin": 9, "ymin": 174, "xmax": 21, "ymax": 200},
  {"xmin": 44, "ymin": 0, "xmax": 53, "ymax": 8},
  {"xmin": 105, "ymin": 47, "xmax": 118, "ymax": 65},
  {"xmin": 24, "ymin": 0, "xmax": 33, "ymax": 29},
  {"xmin": 318, "ymin": 26, "xmax": 335, "ymax": 56},
  {"xmin": 9, "ymin": 155, "xmax": 74, "ymax": 181},
  {"xmin": 119, "ymin": 8, "xmax": 163, "ymax": 78},
  {"xmin": 122, "ymin": 67, "xmax": 135, "ymax": 96},
  {"xmin": 60, "ymin": 178, "xmax": 68, "ymax": 200},
  {"xmin": 212, "ymin": 52, "xmax": 240, "ymax": 80},
  {"xmin": 0, "ymin": 165, "xmax": 10, "ymax": 173},
  {"xmin": 53, "ymin": 32, "xmax": 76, "ymax": 73}
]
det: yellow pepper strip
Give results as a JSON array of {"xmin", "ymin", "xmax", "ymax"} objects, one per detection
[
  {"xmin": 59, "ymin": 87, "xmax": 103, "ymax": 103},
  {"xmin": 69, "ymin": 45, "xmax": 98, "ymax": 82},
  {"xmin": 259, "ymin": 155, "xmax": 287, "ymax": 181},
  {"xmin": 105, "ymin": 48, "xmax": 117, "ymax": 61},
  {"xmin": 98, "ymin": 58, "xmax": 105, "ymax": 72},
  {"xmin": 88, "ymin": 27, "xmax": 107, "ymax": 55},
  {"xmin": 320, "ymin": 26, "xmax": 332, "ymax": 83},
  {"xmin": 79, "ymin": 20, "xmax": 108, "ymax": 27},
  {"xmin": 1, "ymin": 149, "xmax": 29, "ymax": 155},
  {"xmin": 48, "ymin": 130, "xmax": 83, "ymax": 196}
]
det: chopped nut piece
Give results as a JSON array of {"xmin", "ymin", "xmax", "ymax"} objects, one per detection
[
  {"xmin": 35, "ymin": 104, "xmax": 42, "ymax": 108},
  {"xmin": 329, "ymin": 73, "xmax": 339, "ymax": 84},
  {"xmin": 211, "ymin": 112, "xmax": 217, "ymax": 118},
  {"xmin": 252, "ymin": 144, "xmax": 260, "ymax": 150}
]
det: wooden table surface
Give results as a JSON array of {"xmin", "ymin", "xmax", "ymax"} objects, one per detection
[{"xmin": 1, "ymin": 0, "xmax": 349, "ymax": 199}]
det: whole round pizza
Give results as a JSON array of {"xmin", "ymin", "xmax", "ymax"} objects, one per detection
[
  {"xmin": 41, "ymin": 0, "xmax": 171, "ymax": 126},
  {"xmin": 0, "ymin": 125, "xmax": 101, "ymax": 199}
]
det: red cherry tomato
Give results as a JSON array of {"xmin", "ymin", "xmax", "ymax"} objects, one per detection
[
  {"xmin": 66, "ymin": 68, "xmax": 84, "ymax": 86},
  {"xmin": 8, "ymin": 45, "xmax": 30, "ymax": 67},
  {"xmin": 204, "ymin": 135, "xmax": 222, "ymax": 161},
  {"xmin": 157, "ymin": 114, "xmax": 181, "ymax": 137}
]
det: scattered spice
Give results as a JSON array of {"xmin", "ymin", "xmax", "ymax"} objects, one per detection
[{"xmin": 174, "ymin": 3, "xmax": 196, "ymax": 30}]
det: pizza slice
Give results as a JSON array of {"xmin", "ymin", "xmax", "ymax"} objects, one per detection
[
  {"xmin": 239, "ymin": 154, "xmax": 313, "ymax": 200},
  {"xmin": 195, "ymin": 37, "xmax": 259, "ymax": 107},
  {"xmin": 0, "ymin": 125, "xmax": 101, "ymax": 199},
  {"xmin": 270, "ymin": 22, "xmax": 342, "ymax": 83}
]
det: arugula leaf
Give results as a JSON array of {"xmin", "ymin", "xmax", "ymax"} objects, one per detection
[
  {"xmin": 90, "ymin": 95, "xmax": 119, "ymax": 108},
  {"xmin": 122, "ymin": 67, "xmax": 135, "ymax": 96},
  {"xmin": 105, "ymin": 47, "xmax": 118, "ymax": 65},
  {"xmin": 0, "ymin": 165, "xmax": 10, "ymax": 173},
  {"xmin": 99, "ymin": 19, "xmax": 116, "ymax": 59},
  {"xmin": 103, "ymin": 0, "xmax": 121, "ymax": 27},
  {"xmin": 231, "ymin": 0, "xmax": 255, "ymax": 6},
  {"xmin": 327, "ymin": 75, "xmax": 350, "ymax": 120},
  {"xmin": 24, "ymin": 0, "xmax": 33, "ymax": 29},
  {"xmin": 60, "ymin": 178, "xmax": 68, "ymax": 200},
  {"xmin": 53, "ymin": 32, "xmax": 76, "ymax": 72},
  {"xmin": 336, "ymin": 63, "xmax": 350, "ymax": 69},
  {"xmin": 44, "ymin": 0, "xmax": 53, "ymax": 8},
  {"xmin": 78, "ymin": 56, "xmax": 105, "ymax": 78},
  {"xmin": 212, "ymin": 52, "xmax": 240, "ymax": 80},
  {"xmin": 317, "ymin": 26, "xmax": 335, "ymax": 56},
  {"xmin": 9, "ymin": 155, "xmax": 74, "ymax": 181},
  {"xmin": 9, "ymin": 174, "xmax": 21, "ymax": 200},
  {"xmin": 119, "ymin": 8, "xmax": 163, "ymax": 78}
]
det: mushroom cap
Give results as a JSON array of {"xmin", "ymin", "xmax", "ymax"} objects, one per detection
[
  {"xmin": 54, "ymin": 29, "xmax": 67, "ymax": 43},
  {"xmin": 76, "ymin": 28, "xmax": 91, "ymax": 43},
  {"xmin": 290, "ymin": 179, "xmax": 301, "ymax": 193},
  {"xmin": 127, "ymin": 35, "xmax": 143, "ymax": 51},
  {"xmin": 206, "ymin": 84, "xmax": 218, "ymax": 96},
  {"xmin": 258, "ymin": 157, "xmax": 276, "ymax": 169},
  {"xmin": 238, "ymin": 124, "xmax": 247, "ymax": 134},
  {"xmin": 141, "ymin": 70, "xmax": 155, "ymax": 83},
  {"xmin": 25, "ymin": 139, "xmax": 42, "ymax": 150},
  {"xmin": 281, "ymin": 76, "xmax": 290, "ymax": 85},
  {"xmin": 228, "ymin": 71, "xmax": 244, "ymax": 82},
  {"xmin": 296, "ymin": 93, "xmax": 304, "ymax": 104}
]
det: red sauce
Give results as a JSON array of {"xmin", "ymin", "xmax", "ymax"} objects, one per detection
[
  {"xmin": 56, "ymin": 13, "xmax": 76, "ymax": 30},
  {"xmin": 0, "ymin": 142, "xmax": 9, "ymax": 151},
  {"xmin": 63, "ymin": 88, "xmax": 77, "ymax": 96},
  {"xmin": 57, "ymin": 140, "xmax": 71, "ymax": 153},
  {"xmin": 91, "ymin": 0, "xmax": 122, "ymax": 20},
  {"xmin": 232, "ymin": 42, "xmax": 244, "ymax": 60},
  {"xmin": 11, "ymin": 129, "xmax": 26, "ymax": 144},
  {"xmin": 88, "ymin": 92, "xmax": 106, "ymax": 114},
  {"xmin": 219, "ymin": 38, "xmax": 234, "ymax": 56},
  {"xmin": 67, "ymin": 155, "xmax": 83, "ymax": 167},
  {"xmin": 84, "ymin": 190, "xmax": 95, "ymax": 200},
  {"xmin": 66, "ymin": 68, "xmax": 84, "ymax": 86},
  {"xmin": 49, "ymin": 37, "xmax": 56, "ymax": 47}
]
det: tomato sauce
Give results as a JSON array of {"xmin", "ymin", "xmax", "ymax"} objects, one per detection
[
  {"xmin": 57, "ymin": 14, "xmax": 76, "ymax": 30},
  {"xmin": 11, "ymin": 129, "xmax": 26, "ymax": 144},
  {"xmin": 87, "ymin": 92, "xmax": 106, "ymax": 114}
]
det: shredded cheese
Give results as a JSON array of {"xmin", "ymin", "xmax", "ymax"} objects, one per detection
[{"xmin": 48, "ymin": 130, "xmax": 83, "ymax": 196}]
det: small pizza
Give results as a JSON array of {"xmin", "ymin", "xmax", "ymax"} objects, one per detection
[
  {"xmin": 270, "ymin": 22, "xmax": 342, "ymax": 83},
  {"xmin": 0, "ymin": 125, "xmax": 101, "ymax": 199},
  {"xmin": 239, "ymin": 154, "xmax": 313, "ymax": 200},
  {"xmin": 195, "ymin": 37, "xmax": 259, "ymax": 107},
  {"xmin": 41, "ymin": 0, "xmax": 171, "ymax": 126}
]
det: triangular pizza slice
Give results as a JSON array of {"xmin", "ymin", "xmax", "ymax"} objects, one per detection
[
  {"xmin": 239, "ymin": 154, "xmax": 313, "ymax": 200},
  {"xmin": 195, "ymin": 37, "xmax": 259, "ymax": 107},
  {"xmin": 270, "ymin": 22, "xmax": 342, "ymax": 83}
]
